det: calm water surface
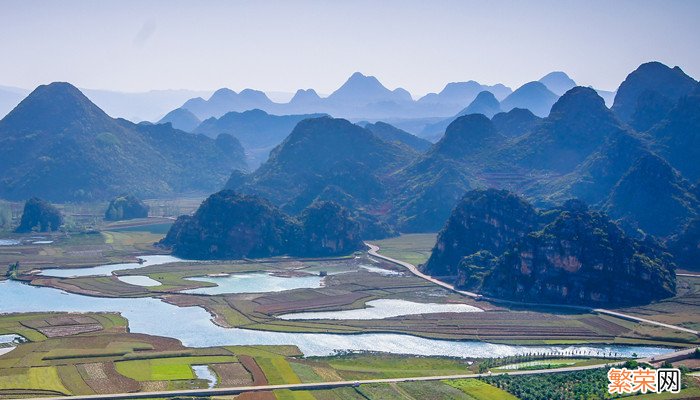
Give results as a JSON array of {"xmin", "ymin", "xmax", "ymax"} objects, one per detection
[
  {"xmin": 183, "ymin": 272, "xmax": 323, "ymax": 295},
  {"xmin": 117, "ymin": 275, "xmax": 161, "ymax": 287},
  {"xmin": 279, "ymin": 299, "xmax": 482, "ymax": 320},
  {"xmin": 39, "ymin": 255, "xmax": 183, "ymax": 278},
  {"xmin": 0, "ymin": 280, "xmax": 672, "ymax": 359},
  {"xmin": 192, "ymin": 365, "xmax": 217, "ymax": 388}
]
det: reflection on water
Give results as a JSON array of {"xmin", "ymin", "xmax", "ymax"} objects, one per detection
[
  {"xmin": 192, "ymin": 365, "xmax": 217, "ymax": 388},
  {"xmin": 117, "ymin": 275, "xmax": 161, "ymax": 287},
  {"xmin": 39, "ymin": 255, "xmax": 183, "ymax": 278},
  {"xmin": 279, "ymin": 299, "xmax": 482, "ymax": 320},
  {"xmin": 0, "ymin": 280, "xmax": 672, "ymax": 359},
  {"xmin": 183, "ymin": 272, "xmax": 323, "ymax": 295}
]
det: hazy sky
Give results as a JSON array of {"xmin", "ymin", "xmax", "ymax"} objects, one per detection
[{"xmin": 1, "ymin": 0, "xmax": 698, "ymax": 96}]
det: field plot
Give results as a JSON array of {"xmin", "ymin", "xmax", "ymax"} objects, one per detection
[
  {"xmin": 115, "ymin": 355, "xmax": 237, "ymax": 381},
  {"xmin": 161, "ymin": 261, "xmax": 690, "ymax": 346},
  {"xmin": 371, "ymin": 233, "xmax": 437, "ymax": 267},
  {"xmin": 0, "ymin": 312, "xmax": 259, "ymax": 397},
  {"xmin": 317, "ymin": 353, "xmax": 473, "ymax": 380},
  {"xmin": 0, "ymin": 229, "xmax": 166, "ymax": 276},
  {"xmin": 2, "ymin": 310, "xmax": 698, "ymax": 399},
  {"xmin": 445, "ymin": 379, "xmax": 518, "ymax": 400},
  {"xmin": 616, "ymin": 275, "xmax": 700, "ymax": 333}
]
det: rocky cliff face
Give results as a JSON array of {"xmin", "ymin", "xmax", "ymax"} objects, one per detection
[
  {"xmin": 160, "ymin": 191, "xmax": 299, "ymax": 259},
  {"xmin": 15, "ymin": 197, "xmax": 63, "ymax": 232},
  {"xmin": 479, "ymin": 200, "xmax": 676, "ymax": 306},
  {"xmin": 422, "ymin": 189, "xmax": 539, "ymax": 277},
  {"xmin": 160, "ymin": 191, "xmax": 363, "ymax": 259},
  {"xmin": 424, "ymin": 190, "xmax": 676, "ymax": 306},
  {"xmin": 299, "ymin": 201, "xmax": 362, "ymax": 256}
]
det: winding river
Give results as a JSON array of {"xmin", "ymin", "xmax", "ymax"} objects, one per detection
[{"xmin": 0, "ymin": 257, "xmax": 674, "ymax": 359}]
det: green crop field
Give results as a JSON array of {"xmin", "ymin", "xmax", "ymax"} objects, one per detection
[
  {"xmin": 324, "ymin": 353, "xmax": 472, "ymax": 379},
  {"xmin": 228, "ymin": 346, "xmax": 302, "ymax": 385},
  {"xmin": 115, "ymin": 356, "xmax": 237, "ymax": 381},
  {"xmin": 0, "ymin": 366, "xmax": 70, "ymax": 395},
  {"xmin": 446, "ymin": 379, "xmax": 519, "ymax": 400},
  {"xmin": 273, "ymin": 389, "xmax": 317, "ymax": 400},
  {"xmin": 370, "ymin": 233, "xmax": 438, "ymax": 267}
]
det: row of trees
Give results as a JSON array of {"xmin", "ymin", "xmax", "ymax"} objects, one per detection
[{"xmin": 476, "ymin": 350, "xmax": 625, "ymax": 373}]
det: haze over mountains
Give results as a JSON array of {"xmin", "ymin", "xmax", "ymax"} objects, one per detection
[
  {"xmin": 2, "ymin": 61, "xmax": 697, "ymax": 246},
  {"xmin": 0, "ymin": 83, "xmax": 246, "ymax": 201},
  {"xmin": 217, "ymin": 61, "xmax": 699, "ymax": 242},
  {"xmin": 2, "ymin": 60, "xmax": 699, "ymax": 307},
  {"xmin": 1, "ymin": 69, "xmax": 615, "ymax": 145},
  {"xmin": 0, "ymin": 86, "xmax": 210, "ymax": 122},
  {"xmin": 162, "ymin": 70, "xmax": 617, "ymax": 136}
]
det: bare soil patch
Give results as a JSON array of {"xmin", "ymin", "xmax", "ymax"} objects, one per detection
[{"xmin": 238, "ymin": 355, "xmax": 268, "ymax": 385}]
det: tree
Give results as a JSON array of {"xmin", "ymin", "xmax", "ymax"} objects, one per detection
[{"xmin": 6, "ymin": 262, "xmax": 20, "ymax": 279}]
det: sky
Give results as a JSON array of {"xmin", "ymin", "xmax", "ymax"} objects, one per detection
[{"xmin": 1, "ymin": 0, "xmax": 699, "ymax": 97}]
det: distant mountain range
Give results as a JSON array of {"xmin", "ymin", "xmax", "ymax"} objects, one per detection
[
  {"xmin": 3, "ymin": 61, "xmax": 697, "ymax": 249},
  {"xmin": 1, "ymin": 70, "xmax": 615, "ymax": 138},
  {"xmin": 418, "ymin": 72, "xmax": 616, "ymax": 140},
  {"xmin": 193, "ymin": 109, "xmax": 326, "ymax": 168},
  {"xmin": 0, "ymin": 82, "xmax": 246, "ymax": 201},
  {"xmin": 0, "ymin": 85, "xmax": 211, "ymax": 122},
  {"xmin": 223, "ymin": 61, "xmax": 699, "ymax": 242},
  {"xmin": 171, "ymin": 71, "xmax": 594, "ymax": 124}
]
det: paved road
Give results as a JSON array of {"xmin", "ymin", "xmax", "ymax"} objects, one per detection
[
  {"xmin": 366, "ymin": 243, "xmax": 481, "ymax": 298},
  {"xmin": 28, "ymin": 245, "xmax": 700, "ymax": 400},
  {"xmin": 365, "ymin": 242, "xmax": 700, "ymax": 336},
  {"xmin": 591, "ymin": 309, "xmax": 699, "ymax": 335},
  {"xmin": 32, "ymin": 347, "xmax": 698, "ymax": 400}
]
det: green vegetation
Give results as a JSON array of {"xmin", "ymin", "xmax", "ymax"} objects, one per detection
[
  {"xmin": 446, "ymin": 379, "xmax": 519, "ymax": 400},
  {"xmin": 323, "ymin": 353, "xmax": 472, "ymax": 380},
  {"xmin": 273, "ymin": 389, "xmax": 317, "ymax": 400},
  {"xmin": 104, "ymin": 194, "xmax": 149, "ymax": 221},
  {"xmin": 427, "ymin": 190, "xmax": 676, "ymax": 306},
  {"xmin": 15, "ymin": 197, "xmax": 63, "ymax": 233},
  {"xmin": 115, "ymin": 356, "xmax": 236, "ymax": 381},
  {"xmin": 0, "ymin": 228, "xmax": 165, "ymax": 276},
  {"xmin": 161, "ymin": 191, "xmax": 363, "ymax": 259},
  {"xmin": 481, "ymin": 368, "xmax": 611, "ymax": 400},
  {"xmin": 0, "ymin": 82, "xmax": 247, "ymax": 202},
  {"xmin": 0, "ymin": 366, "xmax": 70, "ymax": 395},
  {"xmin": 371, "ymin": 233, "xmax": 437, "ymax": 266},
  {"xmin": 226, "ymin": 346, "xmax": 302, "ymax": 385},
  {"xmin": 5, "ymin": 261, "xmax": 19, "ymax": 279}
]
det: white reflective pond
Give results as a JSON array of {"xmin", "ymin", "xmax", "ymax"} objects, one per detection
[
  {"xmin": 39, "ymin": 255, "xmax": 183, "ymax": 278},
  {"xmin": 278, "ymin": 299, "xmax": 482, "ymax": 320},
  {"xmin": 183, "ymin": 272, "xmax": 323, "ymax": 295},
  {"xmin": 0, "ymin": 280, "xmax": 672, "ymax": 359},
  {"xmin": 117, "ymin": 275, "xmax": 162, "ymax": 287}
]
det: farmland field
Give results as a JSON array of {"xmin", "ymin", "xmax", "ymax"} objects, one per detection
[
  {"xmin": 1, "ymin": 221, "xmax": 699, "ymax": 398},
  {"xmin": 370, "ymin": 233, "xmax": 438, "ymax": 267}
]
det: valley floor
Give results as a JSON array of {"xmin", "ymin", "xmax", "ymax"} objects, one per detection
[{"xmin": 0, "ymin": 217, "xmax": 699, "ymax": 399}]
